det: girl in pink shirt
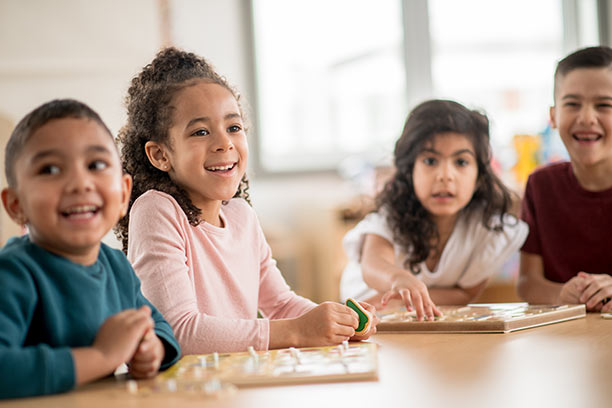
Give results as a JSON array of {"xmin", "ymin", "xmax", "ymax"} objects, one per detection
[{"xmin": 115, "ymin": 47, "xmax": 377, "ymax": 354}]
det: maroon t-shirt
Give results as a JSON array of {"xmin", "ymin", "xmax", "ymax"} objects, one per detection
[{"xmin": 521, "ymin": 161, "xmax": 612, "ymax": 283}]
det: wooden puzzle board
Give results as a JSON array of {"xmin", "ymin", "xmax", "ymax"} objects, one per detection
[
  {"xmin": 156, "ymin": 342, "xmax": 378, "ymax": 387},
  {"xmin": 377, "ymin": 303, "xmax": 586, "ymax": 333}
]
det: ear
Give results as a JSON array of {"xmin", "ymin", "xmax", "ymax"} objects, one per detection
[
  {"xmin": 1, "ymin": 187, "xmax": 27, "ymax": 226},
  {"xmin": 549, "ymin": 106, "xmax": 557, "ymax": 129},
  {"xmin": 118, "ymin": 173, "xmax": 133, "ymax": 218},
  {"xmin": 144, "ymin": 141, "xmax": 172, "ymax": 172}
]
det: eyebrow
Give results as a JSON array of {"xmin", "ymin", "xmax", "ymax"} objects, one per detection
[
  {"xmin": 185, "ymin": 113, "xmax": 242, "ymax": 129},
  {"xmin": 29, "ymin": 145, "xmax": 112, "ymax": 163},
  {"xmin": 420, "ymin": 148, "xmax": 476, "ymax": 157},
  {"xmin": 561, "ymin": 94, "xmax": 612, "ymax": 101}
]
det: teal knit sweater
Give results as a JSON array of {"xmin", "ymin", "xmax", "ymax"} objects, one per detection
[{"xmin": 0, "ymin": 235, "xmax": 180, "ymax": 399}]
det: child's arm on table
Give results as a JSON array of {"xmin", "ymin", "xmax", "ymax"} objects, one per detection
[
  {"xmin": 518, "ymin": 251, "xmax": 569, "ymax": 304},
  {"xmin": 361, "ymin": 234, "xmax": 441, "ymax": 321},
  {"xmin": 268, "ymin": 301, "xmax": 377, "ymax": 349},
  {"xmin": 72, "ymin": 306, "xmax": 153, "ymax": 385}
]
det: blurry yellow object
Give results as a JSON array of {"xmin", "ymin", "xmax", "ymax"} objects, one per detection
[{"xmin": 512, "ymin": 134, "xmax": 540, "ymax": 186}]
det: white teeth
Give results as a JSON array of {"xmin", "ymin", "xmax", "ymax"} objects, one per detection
[
  {"xmin": 206, "ymin": 164, "xmax": 234, "ymax": 171},
  {"xmin": 63, "ymin": 205, "xmax": 98, "ymax": 215}
]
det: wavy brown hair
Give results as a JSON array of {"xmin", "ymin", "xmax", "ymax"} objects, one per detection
[
  {"xmin": 377, "ymin": 99, "xmax": 515, "ymax": 273},
  {"xmin": 114, "ymin": 47, "xmax": 250, "ymax": 253}
]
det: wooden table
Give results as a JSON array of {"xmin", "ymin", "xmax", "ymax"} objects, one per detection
[{"xmin": 3, "ymin": 313, "xmax": 610, "ymax": 408}]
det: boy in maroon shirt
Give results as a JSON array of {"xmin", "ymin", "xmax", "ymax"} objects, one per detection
[{"xmin": 518, "ymin": 46, "xmax": 612, "ymax": 312}]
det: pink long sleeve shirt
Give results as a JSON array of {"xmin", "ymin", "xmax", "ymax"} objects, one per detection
[{"xmin": 128, "ymin": 190, "xmax": 316, "ymax": 354}]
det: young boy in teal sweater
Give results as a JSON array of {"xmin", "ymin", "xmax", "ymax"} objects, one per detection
[{"xmin": 0, "ymin": 99, "xmax": 180, "ymax": 399}]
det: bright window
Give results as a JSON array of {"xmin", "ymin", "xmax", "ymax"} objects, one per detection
[
  {"xmin": 251, "ymin": 0, "xmax": 598, "ymax": 175},
  {"xmin": 251, "ymin": 0, "xmax": 406, "ymax": 172}
]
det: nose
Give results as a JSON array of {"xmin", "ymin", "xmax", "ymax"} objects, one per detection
[
  {"xmin": 212, "ymin": 130, "xmax": 234, "ymax": 152},
  {"xmin": 578, "ymin": 105, "xmax": 597, "ymax": 125},
  {"xmin": 65, "ymin": 166, "xmax": 94, "ymax": 193},
  {"xmin": 436, "ymin": 161, "xmax": 454, "ymax": 182}
]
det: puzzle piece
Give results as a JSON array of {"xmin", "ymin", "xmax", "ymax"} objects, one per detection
[{"xmin": 345, "ymin": 298, "xmax": 371, "ymax": 334}]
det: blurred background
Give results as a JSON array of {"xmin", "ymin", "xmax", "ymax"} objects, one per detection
[{"xmin": 1, "ymin": 0, "xmax": 609, "ymax": 302}]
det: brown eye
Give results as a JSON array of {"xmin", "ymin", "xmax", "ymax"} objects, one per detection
[
  {"xmin": 456, "ymin": 158, "xmax": 469, "ymax": 167},
  {"xmin": 39, "ymin": 164, "xmax": 60, "ymax": 175},
  {"xmin": 89, "ymin": 160, "xmax": 108, "ymax": 171},
  {"xmin": 192, "ymin": 129, "xmax": 209, "ymax": 137}
]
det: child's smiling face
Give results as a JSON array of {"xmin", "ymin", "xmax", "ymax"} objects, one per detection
[
  {"xmin": 161, "ymin": 81, "xmax": 248, "ymax": 222},
  {"xmin": 2, "ymin": 117, "xmax": 131, "ymax": 265},
  {"xmin": 412, "ymin": 132, "xmax": 479, "ymax": 222},
  {"xmin": 551, "ymin": 67, "xmax": 612, "ymax": 170}
]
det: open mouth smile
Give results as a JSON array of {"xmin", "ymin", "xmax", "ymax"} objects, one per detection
[
  {"xmin": 205, "ymin": 163, "xmax": 237, "ymax": 173},
  {"xmin": 572, "ymin": 133, "xmax": 602, "ymax": 142},
  {"xmin": 60, "ymin": 205, "xmax": 100, "ymax": 219}
]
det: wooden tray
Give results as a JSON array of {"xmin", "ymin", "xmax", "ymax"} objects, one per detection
[{"xmin": 377, "ymin": 303, "xmax": 586, "ymax": 333}]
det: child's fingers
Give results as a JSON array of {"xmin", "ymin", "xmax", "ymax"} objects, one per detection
[
  {"xmin": 381, "ymin": 290, "xmax": 400, "ymax": 307},
  {"xmin": 602, "ymin": 298, "xmax": 612, "ymax": 313},
  {"xmin": 129, "ymin": 362, "xmax": 158, "ymax": 379},
  {"xmin": 580, "ymin": 280, "xmax": 605, "ymax": 304},
  {"xmin": 137, "ymin": 305, "xmax": 152, "ymax": 316},
  {"xmin": 410, "ymin": 291, "xmax": 425, "ymax": 321},
  {"xmin": 586, "ymin": 287, "xmax": 612, "ymax": 310},
  {"xmin": 397, "ymin": 289, "xmax": 413, "ymax": 312},
  {"xmin": 432, "ymin": 304, "xmax": 443, "ymax": 317},
  {"xmin": 421, "ymin": 292, "xmax": 438, "ymax": 321}
]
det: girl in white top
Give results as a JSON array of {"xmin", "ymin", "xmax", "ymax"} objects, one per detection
[{"xmin": 340, "ymin": 100, "xmax": 528, "ymax": 321}]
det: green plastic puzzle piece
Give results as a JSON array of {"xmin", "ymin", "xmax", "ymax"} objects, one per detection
[{"xmin": 346, "ymin": 298, "xmax": 369, "ymax": 333}]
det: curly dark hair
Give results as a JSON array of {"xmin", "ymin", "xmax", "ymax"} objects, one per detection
[
  {"xmin": 376, "ymin": 99, "xmax": 515, "ymax": 273},
  {"xmin": 114, "ymin": 47, "xmax": 250, "ymax": 253}
]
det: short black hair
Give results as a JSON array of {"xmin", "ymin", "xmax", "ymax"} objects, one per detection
[
  {"xmin": 4, "ymin": 99, "xmax": 112, "ymax": 188},
  {"xmin": 554, "ymin": 46, "xmax": 612, "ymax": 99}
]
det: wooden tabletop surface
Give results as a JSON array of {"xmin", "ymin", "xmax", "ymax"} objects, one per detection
[{"xmin": 3, "ymin": 313, "xmax": 610, "ymax": 408}]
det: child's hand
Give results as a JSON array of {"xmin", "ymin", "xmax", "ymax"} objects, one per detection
[
  {"xmin": 576, "ymin": 272, "xmax": 612, "ymax": 312},
  {"xmin": 292, "ymin": 302, "xmax": 359, "ymax": 347},
  {"xmin": 381, "ymin": 274, "xmax": 442, "ymax": 321},
  {"xmin": 128, "ymin": 328, "xmax": 165, "ymax": 379},
  {"xmin": 93, "ymin": 306, "xmax": 154, "ymax": 369},
  {"xmin": 558, "ymin": 275, "xmax": 586, "ymax": 304},
  {"xmin": 349, "ymin": 301, "xmax": 378, "ymax": 341}
]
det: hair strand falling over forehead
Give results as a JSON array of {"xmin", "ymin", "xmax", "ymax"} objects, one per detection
[
  {"xmin": 376, "ymin": 99, "xmax": 515, "ymax": 274},
  {"xmin": 114, "ymin": 47, "xmax": 250, "ymax": 253}
]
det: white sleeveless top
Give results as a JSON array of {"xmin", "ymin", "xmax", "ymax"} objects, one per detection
[{"xmin": 339, "ymin": 211, "xmax": 528, "ymax": 301}]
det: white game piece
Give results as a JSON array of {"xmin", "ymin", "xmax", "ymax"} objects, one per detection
[
  {"xmin": 213, "ymin": 352, "xmax": 220, "ymax": 369},
  {"xmin": 342, "ymin": 340, "xmax": 349, "ymax": 352},
  {"xmin": 248, "ymin": 346, "xmax": 258, "ymax": 363},
  {"xmin": 198, "ymin": 355, "xmax": 207, "ymax": 367},
  {"xmin": 289, "ymin": 347, "xmax": 302, "ymax": 364},
  {"xmin": 601, "ymin": 312, "xmax": 612, "ymax": 319},
  {"xmin": 166, "ymin": 379, "xmax": 177, "ymax": 392},
  {"xmin": 193, "ymin": 366, "xmax": 203, "ymax": 379},
  {"xmin": 126, "ymin": 380, "xmax": 138, "ymax": 394},
  {"xmin": 203, "ymin": 378, "xmax": 222, "ymax": 394}
]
